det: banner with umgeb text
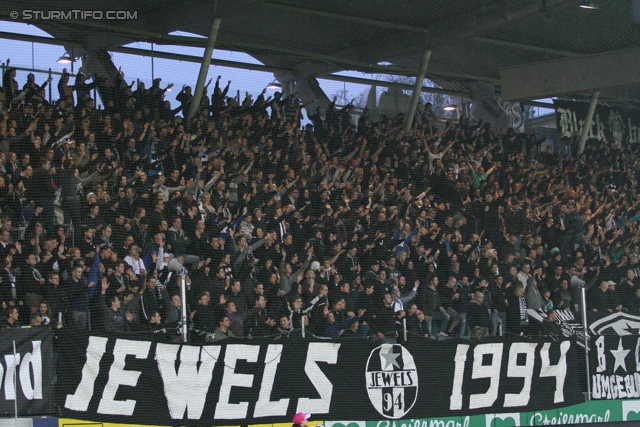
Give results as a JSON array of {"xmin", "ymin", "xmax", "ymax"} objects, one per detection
[
  {"xmin": 0, "ymin": 327, "xmax": 54, "ymax": 416},
  {"xmin": 590, "ymin": 334, "xmax": 640, "ymax": 400},
  {"xmin": 55, "ymin": 331, "xmax": 582, "ymax": 426}
]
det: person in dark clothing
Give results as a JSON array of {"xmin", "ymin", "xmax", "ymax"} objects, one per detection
[
  {"xmin": 619, "ymin": 268, "xmax": 639, "ymax": 305},
  {"xmin": 275, "ymin": 313, "xmax": 302, "ymax": 339},
  {"xmin": 506, "ymin": 285, "xmax": 529, "ymax": 336},
  {"xmin": 250, "ymin": 314, "xmax": 276, "ymax": 338},
  {"xmin": 541, "ymin": 309, "xmax": 563, "ymax": 337},
  {"xmin": 74, "ymin": 68, "xmax": 98, "ymax": 102},
  {"xmin": 467, "ymin": 291, "xmax": 491, "ymax": 339},
  {"xmin": 626, "ymin": 288, "xmax": 640, "ymax": 315},
  {"xmin": 140, "ymin": 275, "xmax": 170, "ymax": 322},
  {"xmin": 77, "ymin": 227, "xmax": 97, "ymax": 260},
  {"xmin": 63, "ymin": 264, "xmax": 93, "ymax": 329},
  {"xmin": 338, "ymin": 246, "xmax": 361, "ymax": 284},
  {"xmin": 164, "ymin": 294, "xmax": 187, "ymax": 328},
  {"xmin": 99, "ymin": 278, "xmax": 133, "ymax": 333},
  {"xmin": 338, "ymin": 281, "xmax": 357, "ymax": 314},
  {"xmin": 29, "ymin": 158, "xmax": 56, "ymax": 237},
  {"xmin": 120, "ymin": 288, "xmax": 142, "ymax": 329},
  {"xmin": 147, "ymin": 310, "xmax": 173, "ymax": 342},
  {"xmin": 417, "ymin": 276, "xmax": 449, "ymax": 336},
  {"xmin": 371, "ymin": 293, "xmax": 398, "ymax": 343},
  {"xmin": 176, "ymin": 85, "xmax": 193, "ymax": 113},
  {"xmin": 438, "ymin": 276, "xmax": 463, "ymax": 336},
  {"xmin": 43, "ymin": 272, "xmax": 69, "ymax": 325},
  {"xmin": 3, "ymin": 64, "xmax": 18, "ymax": 104},
  {"xmin": 1, "ymin": 306, "xmax": 20, "ymax": 328},
  {"xmin": 355, "ymin": 283, "xmax": 376, "ymax": 329},
  {"xmin": 407, "ymin": 309, "xmax": 434, "ymax": 340},
  {"xmin": 488, "ymin": 275, "xmax": 509, "ymax": 336},
  {"xmin": 606, "ymin": 282, "xmax": 623, "ymax": 313},
  {"xmin": 588, "ymin": 281, "xmax": 613, "ymax": 313},
  {"xmin": 17, "ymin": 253, "xmax": 44, "ymax": 315},
  {"xmin": 57, "ymin": 159, "xmax": 101, "ymax": 240},
  {"xmin": 339, "ymin": 317, "xmax": 364, "ymax": 339},
  {"xmin": 553, "ymin": 279, "xmax": 573, "ymax": 312},
  {"xmin": 243, "ymin": 294, "xmax": 269, "ymax": 339},
  {"xmin": 106, "ymin": 261, "xmax": 128, "ymax": 301},
  {"xmin": 306, "ymin": 283, "xmax": 329, "ymax": 336},
  {"xmin": 323, "ymin": 308, "xmax": 359, "ymax": 339},
  {"xmin": 225, "ymin": 280, "xmax": 248, "ymax": 314},
  {"xmin": 190, "ymin": 292, "xmax": 214, "ymax": 341}
]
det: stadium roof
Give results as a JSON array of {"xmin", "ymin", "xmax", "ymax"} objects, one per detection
[{"xmin": 1, "ymin": 0, "xmax": 640, "ymax": 107}]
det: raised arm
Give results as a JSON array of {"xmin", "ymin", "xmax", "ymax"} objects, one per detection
[
  {"xmin": 191, "ymin": 171, "xmax": 202, "ymax": 193},
  {"xmin": 166, "ymin": 185, "xmax": 187, "ymax": 195},
  {"xmin": 372, "ymin": 140, "xmax": 386, "ymax": 159},
  {"xmin": 79, "ymin": 170, "xmax": 101, "ymax": 187},
  {"xmin": 440, "ymin": 139, "xmax": 456, "ymax": 157},
  {"xmin": 358, "ymin": 138, "xmax": 368, "ymax": 158},
  {"xmin": 467, "ymin": 158, "xmax": 476, "ymax": 174}
]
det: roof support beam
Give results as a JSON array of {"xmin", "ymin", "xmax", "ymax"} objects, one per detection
[
  {"xmin": 425, "ymin": 71, "xmax": 500, "ymax": 85},
  {"xmin": 0, "ymin": 30, "xmax": 82, "ymax": 47},
  {"xmin": 189, "ymin": 7, "xmax": 221, "ymax": 121},
  {"xmin": 501, "ymin": 47, "xmax": 640, "ymax": 101},
  {"xmin": 525, "ymin": 100, "xmax": 555, "ymax": 109},
  {"xmin": 318, "ymin": 74, "xmax": 468, "ymax": 97},
  {"xmin": 110, "ymin": 46, "xmax": 293, "ymax": 75},
  {"xmin": 471, "ymin": 37, "xmax": 584, "ymax": 58},
  {"xmin": 405, "ymin": 48, "xmax": 432, "ymax": 133},
  {"xmin": 263, "ymin": 3, "xmax": 429, "ymax": 34},
  {"xmin": 578, "ymin": 91, "xmax": 599, "ymax": 154},
  {"xmin": 292, "ymin": 0, "xmax": 577, "ymax": 78},
  {"xmin": 0, "ymin": 31, "xmax": 251, "ymax": 74}
]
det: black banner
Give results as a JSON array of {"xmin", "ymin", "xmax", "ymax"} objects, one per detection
[
  {"xmin": 589, "ymin": 334, "xmax": 640, "ymax": 400},
  {"xmin": 589, "ymin": 312, "xmax": 640, "ymax": 336},
  {"xmin": 0, "ymin": 328, "xmax": 54, "ymax": 416},
  {"xmin": 56, "ymin": 332, "xmax": 582, "ymax": 426},
  {"xmin": 528, "ymin": 308, "xmax": 586, "ymax": 342},
  {"xmin": 554, "ymin": 99, "xmax": 640, "ymax": 145}
]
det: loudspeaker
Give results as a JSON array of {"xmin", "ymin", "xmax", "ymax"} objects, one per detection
[
  {"xmin": 570, "ymin": 275, "xmax": 585, "ymax": 288},
  {"xmin": 167, "ymin": 258, "xmax": 183, "ymax": 273}
]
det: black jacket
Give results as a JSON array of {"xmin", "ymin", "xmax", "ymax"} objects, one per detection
[
  {"xmin": 467, "ymin": 301, "xmax": 491, "ymax": 329},
  {"xmin": 140, "ymin": 286, "xmax": 170, "ymax": 322},
  {"xmin": 417, "ymin": 286, "xmax": 442, "ymax": 315},
  {"xmin": 44, "ymin": 284, "xmax": 70, "ymax": 321},
  {"xmin": 372, "ymin": 304, "xmax": 396, "ymax": 337},
  {"xmin": 29, "ymin": 167, "xmax": 55, "ymax": 199},
  {"xmin": 407, "ymin": 316, "xmax": 430, "ymax": 339}
]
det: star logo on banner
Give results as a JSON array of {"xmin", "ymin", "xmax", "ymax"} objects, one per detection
[
  {"xmin": 367, "ymin": 345, "xmax": 418, "ymax": 419},
  {"xmin": 381, "ymin": 350, "xmax": 401, "ymax": 369},
  {"xmin": 610, "ymin": 338, "xmax": 630, "ymax": 373}
]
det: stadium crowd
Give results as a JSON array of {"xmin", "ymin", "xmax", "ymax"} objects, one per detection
[{"xmin": 1, "ymin": 59, "xmax": 640, "ymax": 343}]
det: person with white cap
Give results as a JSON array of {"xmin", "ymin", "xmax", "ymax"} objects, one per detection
[{"xmin": 292, "ymin": 412, "xmax": 310, "ymax": 427}]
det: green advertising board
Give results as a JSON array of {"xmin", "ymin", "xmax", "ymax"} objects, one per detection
[
  {"xmin": 60, "ymin": 398, "xmax": 640, "ymax": 427},
  {"xmin": 323, "ymin": 398, "xmax": 637, "ymax": 427}
]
